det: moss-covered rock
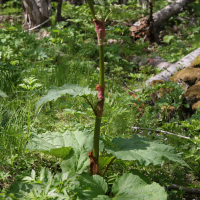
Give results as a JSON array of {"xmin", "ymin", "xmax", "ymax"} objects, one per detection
[
  {"xmin": 150, "ymin": 80, "xmax": 165, "ymax": 86},
  {"xmin": 184, "ymin": 82, "xmax": 200, "ymax": 105},
  {"xmin": 170, "ymin": 68, "xmax": 200, "ymax": 89},
  {"xmin": 191, "ymin": 55, "xmax": 200, "ymax": 68},
  {"xmin": 192, "ymin": 101, "xmax": 200, "ymax": 111}
]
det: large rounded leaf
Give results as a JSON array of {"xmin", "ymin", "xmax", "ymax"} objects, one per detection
[
  {"xmin": 61, "ymin": 130, "xmax": 104, "ymax": 173},
  {"xmin": 27, "ymin": 129, "xmax": 104, "ymax": 173},
  {"xmin": 112, "ymin": 173, "xmax": 167, "ymax": 200},
  {"xmin": 106, "ymin": 135, "xmax": 188, "ymax": 167},
  {"xmin": 26, "ymin": 131, "xmax": 72, "ymax": 158},
  {"xmin": 36, "ymin": 83, "xmax": 97, "ymax": 112}
]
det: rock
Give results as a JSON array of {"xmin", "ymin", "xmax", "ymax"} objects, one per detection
[
  {"xmin": 131, "ymin": 56, "xmax": 149, "ymax": 66},
  {"xmin": 148, "ymin": 58, "xmax": 170, "ymax": 70},
  {"xmin": 191, "ymin": 55, "xmax": 200, "ymax": 68},
  {"xmin": 184, "ymin": 82, "xmax": 200, "ymax": 105},
  {"xmin": 131, "ymin": 56, "xmax": 171, "ymax": 70},
  {"xmin": 170, "ymin": 68, "xmax": 200, "ymax": 87},
  {"xmin": 192, "ymin": 101, "xmax": 200, "ymax": 111},
  {"xmin": 150, "ymin": 80, "xmax": 165, "ymax": 86}
]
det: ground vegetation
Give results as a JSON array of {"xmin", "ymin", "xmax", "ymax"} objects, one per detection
[{"xmin": 0, "ymin": 0, "xmax": 200, "ymax": 199}]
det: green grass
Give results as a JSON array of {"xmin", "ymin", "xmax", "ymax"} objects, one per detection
[{"xmin": 0, "ymin": 7, "xmax": 22, "ymax": 15}]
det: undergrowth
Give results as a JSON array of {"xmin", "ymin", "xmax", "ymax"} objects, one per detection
[{"xmin": 0, "ymin": 0, "xmax": 200, "ymax": 199}]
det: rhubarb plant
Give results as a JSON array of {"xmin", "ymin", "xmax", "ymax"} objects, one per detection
[{"xmin": 4, "ymin": 1, "xmax": 189, "ymax": 199}]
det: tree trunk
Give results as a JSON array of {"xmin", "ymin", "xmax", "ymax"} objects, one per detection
[
  {"xmin": 56, "ymin": 0, "xmax": 63, "ymax": 23},
  {"xmin": 67, "ymin": 0, "xmax": 85, "ymax": 5},
  {"xmin": 21, "ymin": 0, "xmax": 51, "ymax": 30},
  {"xmin": 118, "ymin": 0, "xmax": 128, "ymax": 5},
  {"xmin": 130, "ymin": 0, "xmax": 189, "ymax": 41},
  {"xmin": 137, "ymin": 0, "xmax": 148, "ymax": 9},
  {"xmin": 153, "ymin": 0, "xmax": 188, "ymax": 27},
  {"xmin": 0, "ymin": 0, "xmax": 3, "ymax": 7}
]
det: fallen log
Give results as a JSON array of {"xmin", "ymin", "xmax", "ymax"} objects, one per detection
[
  {"xmin": 153, "ymin": 0, "xmax": 188, "ymax": 28},
  {"xmin": 167, "ymin": 184, "xmax": 200, "ymax": 195},
  {"xmin": 145, "ymin": 47, "xmax": 200, "ymax": 85},
  {"xmin": 130, "ymin": 0, "xmax": 189, "ymax": 41}
]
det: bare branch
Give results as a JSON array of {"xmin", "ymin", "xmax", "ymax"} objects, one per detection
[
  {"xmin": 85, "ymin": 97, "xmax": 97, "ymax": 116},
  {"xmin": 132, "ymin": 126, "xmax": 190, "ymax": 139}
]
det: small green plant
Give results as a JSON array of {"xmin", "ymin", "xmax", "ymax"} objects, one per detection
[{"xmin": 163, "ymin": 35, "xmax": 175, "ymax": 44}]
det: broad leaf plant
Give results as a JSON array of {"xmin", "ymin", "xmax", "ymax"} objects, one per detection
[{"xmin": 5, "ymin": 1, "xmax": 190, "ymax": 199}]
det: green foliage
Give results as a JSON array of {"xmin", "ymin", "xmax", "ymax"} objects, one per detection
[
  {"xmin": 26, "ymin": 131, "xmax": 72, "ymax": 159},
  {"xmin": 0, "ymin": 90, "xmax": 7, "ymax": 98},
  {"xmin": 163, "ymin": 35, "xmax": 175, "ymax": 44},
  {"xmin": 5, "ymin": 168, "xmax": 77, "ymax": 199},
  {"xmin": 77, "ymin": 173, "xmax": 108, "ymax": 199},
  {"xmin": 93, "ymin": 0, "xmax": 109, "ymax": 6},
  {"xmin": 36, "ymin": 84, "xmax": 97, "ymax": 112},
  {"xmin": 2, "ymin": 168, "xmax": 168, "ymax": 199},
  {"xmin": 106, "ymin": 135, "xmax": 188, "ymax": 167},
  {"xmin": 111, "ymin": 172, "xmax": 167, "ymax": 200},
  {"xmin": 1, "ymin": 1, "xmax": 200, "ymax": 199},
  {"xmin": 0, "ymin": 0, "xmax": 22, "ymax": 15}
]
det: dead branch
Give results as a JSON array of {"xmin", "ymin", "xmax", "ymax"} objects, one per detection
[{"xmin": 132, "ymin": 126, "xmax": 190, "ymax": 139}]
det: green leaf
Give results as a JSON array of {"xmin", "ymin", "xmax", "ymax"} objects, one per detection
[
  {"xmin": 163, "ymin": 35, "xmax": 175, "ymax": 44},
  {"xmin": 6, "ymin": 182, "xmax": 33, "ymax": 198},
  {"xmin": 31, "ymin": 169, "xmax": 36, "ymax": 180},
  {"xmin": 93, "ymin": 0, "xmax": 108, "ymax": 6},
  {"xmin": 27, "ymin": 129, "xmax": 104, "ymax": 173},
  {"xmin": 39, "ymin": 168, "xmax": 45, "ymax": 181},
  {"xmin": 112, "ymin": 173, "xmax": 167, "ymax": 200},
  {"xmin": 26, "ymin": 131, "xmax": 72, "ymax": 158},
  {"xmin": 61, "ymin": 129, "xmax": 94, "ymax": 173},
  {"xmin": 36, "ymin": 83, "xmax": 97, "ymax": 112},
  {"xmin": 99, "ymin": 155, "xmax": 115, "ymax": 172},
  {"xmin": 0, "ymin": 90, "xmax": 7, "ymax": 98},
  {"xmin": 106, "ymin": 135, "xmax": 188, "ymax": 167},
  {"xmin": 61, "ymin": 130, "xmax": 104, "ymax": 173},
  {"xmin": 77, "ymin": 173, "xmax": 108, "ymax": 200},
  {"xmin": 94, "ymin": 195, "xmax": 112, "ymax": 200}
]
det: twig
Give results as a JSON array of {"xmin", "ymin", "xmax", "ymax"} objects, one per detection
[
  {"xmin": 132, "ymin": 126, "xmax": 190, "ymax": 139},
  {"xmin": 28, "ymin": 19, "xmax": 50, "ymax": 31},
  {"xmin": 102, "ymin": 157, "xmax": 116, "ymax": 177},
  {"xmin": 167, "ymin": 184, "xmax": 200, "ymax": 194},
  {"xmin": 85, "ymin": 97, "xmax": 97, "ymax": 115}
]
